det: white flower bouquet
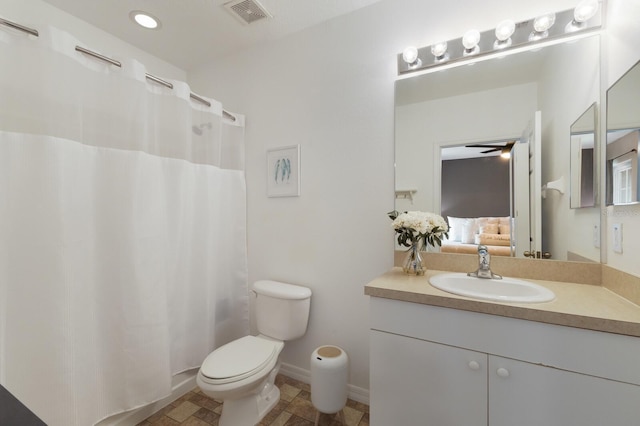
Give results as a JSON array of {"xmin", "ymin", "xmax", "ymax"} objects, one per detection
[{"xmin": 388, "ymin": 210, "xmax": 449, "ymax": 249}]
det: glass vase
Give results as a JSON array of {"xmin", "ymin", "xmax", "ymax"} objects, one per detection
[{"xmin": 402, "ymin": 240, "xmax": 425, "ymax": 276}]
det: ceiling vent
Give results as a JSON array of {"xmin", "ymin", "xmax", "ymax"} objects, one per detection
[{"xmin": 224, "ymin": 0, "xmax": 273, "ymax": 25}]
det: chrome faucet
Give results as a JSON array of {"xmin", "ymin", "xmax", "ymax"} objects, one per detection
[{"xmin": 468, "ymin": 245, "xmax": 502, "ymax": 279}]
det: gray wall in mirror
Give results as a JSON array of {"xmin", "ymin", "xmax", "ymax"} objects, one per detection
[
  {"xmin": 395, "ymin": 35, "xmax": 601, "ymax": 262},
  {"xmin": 570, "ymin": 103, "xmax": 597, "ymax": 209},
  {"xmin": 441, "ymin": 156, "xmax": 510, "ymax": 219}
]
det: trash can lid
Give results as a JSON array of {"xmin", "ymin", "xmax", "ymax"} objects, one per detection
[{"xmin": 317, "ymin": 346, "xmax": 342, "ymax": 358}]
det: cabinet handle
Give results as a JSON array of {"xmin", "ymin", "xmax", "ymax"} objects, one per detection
[
  {"xmin": 468, "ymin": 361, "xmax": 481, "ymax": 371},
  {"xmin": 496, "ymin": 367, "xmax": 510, "ymax": 378}
]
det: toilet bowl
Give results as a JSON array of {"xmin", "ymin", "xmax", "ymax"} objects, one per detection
[
  {"xmin": 198, "ymin": 335, "xmax": 284, "ymax": 400},
  {"xmin": 196, "ymin": 280, "xmax": 312, "ymax": 426},
  {"xmin": 197, "ymin": 335, "xmax": 285, "ymax": 424}
]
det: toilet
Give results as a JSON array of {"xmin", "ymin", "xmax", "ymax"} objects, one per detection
[{"xmin": 196, "ymin": 280, "xmax": 312, "ymax": 426}]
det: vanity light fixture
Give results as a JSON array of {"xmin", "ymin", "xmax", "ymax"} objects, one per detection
[
  {"xmin": 397, "ymin": 1, "xmax": 604, "ymax": 77},
  {"xmin": 130, "ymin": 11, "xmax": 161, "ymax": 30},
  {"xmin": 500, "ymin": 147, "xmax": 512, "ymax": 159},
  {"xmin": 462, "ymin": 29, "xmax": 481, "ymax": 56},
  {"xmin": 494, "ymin": 19, "xmax": 516, "ymax": 48}
]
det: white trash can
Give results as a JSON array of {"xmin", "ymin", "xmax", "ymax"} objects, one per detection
[{"xmin": 310, "ymin": 345, "xmax": 348, "ymax": 425}]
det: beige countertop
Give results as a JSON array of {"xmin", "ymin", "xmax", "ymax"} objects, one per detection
[{"xmin": 365, "ymin": 267, "xmax": 640, "ymax": 337}]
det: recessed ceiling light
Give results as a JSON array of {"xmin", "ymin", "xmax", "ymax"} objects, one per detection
[{"xmin": 130, "ymin": 11, "xmax": 161, "ymax": 30}]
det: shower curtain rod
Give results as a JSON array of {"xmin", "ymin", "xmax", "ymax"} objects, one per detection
[
  {"xmin": 0, "ymin": 17, "xmax": 38, "ymax": 37},
  {"xmin": 1, "ymin": 17, "xmax": 237, "ymax": 123}
]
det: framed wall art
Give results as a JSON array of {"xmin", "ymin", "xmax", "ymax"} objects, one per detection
[{"xmin": 266, "ymin": 145, "xmax": 300, "ymax": 197}]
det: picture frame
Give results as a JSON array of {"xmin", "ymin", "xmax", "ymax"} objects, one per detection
[{"xmin": 267, "ymin": 145, "xmax": 300, "ymax": 197}]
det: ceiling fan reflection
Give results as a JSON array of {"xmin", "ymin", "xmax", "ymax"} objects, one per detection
[{"xmin": 465, "ymin": 140, "xmax": 516, "ymax": 158}]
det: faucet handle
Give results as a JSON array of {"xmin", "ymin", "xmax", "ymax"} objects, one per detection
[{"xmin": 470, "ymin": 245, "xmax": 502, "ymax": 280}]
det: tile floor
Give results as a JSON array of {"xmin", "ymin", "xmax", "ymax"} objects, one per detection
[{"xmin": 137, "ymin": 374, "xmax": 369, "ymax": 426}]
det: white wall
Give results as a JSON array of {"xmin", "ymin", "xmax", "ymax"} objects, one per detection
[
  {"xmin": 188, "ymin": 0, "xmax": 581, "ymax": 393},
  {"xmin": 604, "ymin": 0, "xmax": 640, "ymax": 276},
  {"xmin": 1, "ymin": 0, "xmax": 186, "ymax": 81}
]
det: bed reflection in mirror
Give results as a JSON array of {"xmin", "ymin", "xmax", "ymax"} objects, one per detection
[{"xmin": 439, "ymin": 142, "xmax": 514, "ymax": 257}]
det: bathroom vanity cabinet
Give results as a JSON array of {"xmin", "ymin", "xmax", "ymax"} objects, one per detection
[{"xmin": 369, "ymin": 296, "xmax": 640, "ymax": 426}]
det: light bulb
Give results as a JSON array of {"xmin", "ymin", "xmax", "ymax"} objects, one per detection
[
  {"xmin": 533, "ymin": 13, "xmax": 556, "ymax": 32},
  {"xmin": 462, "ymin": 29, "xmax": 481, "ymax": 51},
  {"xmin": 574, "ymin": 0, "xmax": 599, "ymax": 23},
  {"xmin": 402, "ymin": 46, "xmax": 419, "ymax": 65},
  {"xmin": 529, "ymin": 13, "xmax": 555, "ymax": 42},
  {"xmin": 431, "ymin": 41, "xmax": 448, "ymax": 59},
  {"xmin": 495, "ymin": 19, "xmax": 515, "ymax": 42},
  {"xmin": 130, "ymin": 11, "xmax": 160, "ymax": 29}
]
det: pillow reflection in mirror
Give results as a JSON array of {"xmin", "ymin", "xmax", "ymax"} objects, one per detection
[
  {"xmin": 499, "ymin": 223, "xmax": 511, "ymax": 235},
  {"xmin": 461, "ymin": 219, "xmax": 477, "ymax": 244},
  {"xmin": 480, "ymin": 223, "xmax": 499, "ymax": 234},
  {"xmin": 447, "ymin": 216, "xmax": 464, "ymax": 242}
]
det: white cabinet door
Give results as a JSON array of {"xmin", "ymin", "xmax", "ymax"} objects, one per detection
[
  {"xmin": 489, "ymin": 355, "xmax": 640, "ymax": 426},
  {"xmin": 370, "ymin": 330, "xmax": 487, "ymax": 426}
]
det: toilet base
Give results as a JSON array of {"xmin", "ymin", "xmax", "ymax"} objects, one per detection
[
  {"xmin": 219, "ymin": 385, "xmax": 280, "ymax": 426},
  {"xmin": 218, "ymin": 365, "xmax": 281, "ymax": 426}
]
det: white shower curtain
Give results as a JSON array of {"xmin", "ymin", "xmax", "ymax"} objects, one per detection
[{"xmin": 0, "ymin": 23, "xmax": 249, "ymax": 425}]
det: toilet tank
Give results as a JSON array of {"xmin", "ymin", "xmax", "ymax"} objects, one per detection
[{"xmin": 253, "ymin": 280, "xmax": 312, "ymax": 341}]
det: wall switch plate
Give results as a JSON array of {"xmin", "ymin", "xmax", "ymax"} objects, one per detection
[
  {"xmin": 612, "ymin": 223, "xmax": 623, "ymax": 254},
  {"xmin": 593, "ymin": 224, "xmax": 600, "ymax": 248}
]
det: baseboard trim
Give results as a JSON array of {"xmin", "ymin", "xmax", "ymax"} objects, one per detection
[
  {"xmin": 280, "ymin": 362, "xmax": 370, "ymax": 406},
  {"xmin": 99, "ymin": 362, "xmax": 370, "ymax": 425},
  {"xmin": 279, "ymin": 362, "xmax": 311, "ymax": 383},
  {"xmin": 97, "ymin": 370, "xmax": 197, "ymax": 426}
]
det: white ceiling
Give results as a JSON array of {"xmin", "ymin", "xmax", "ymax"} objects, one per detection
[{"xmin": 41, "ymin": 0, "xmax": 385, "ymax": 71}]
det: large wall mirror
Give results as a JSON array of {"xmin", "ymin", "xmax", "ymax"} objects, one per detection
[
  {"xmin": 395, "ymin": 34, "xmax": 601, "ymax": 262},
  {"xmin": 606, "ymin": 60, "xmax": 640, "ymax": 206}
]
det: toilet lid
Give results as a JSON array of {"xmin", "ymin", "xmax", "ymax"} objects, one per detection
[{"xmin": 200, "ymin": 336, "xmax": 279, "ymax": 382}]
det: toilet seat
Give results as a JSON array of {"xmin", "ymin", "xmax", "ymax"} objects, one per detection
[{"xmin": 200, "ymin": 336, "xmax": 282, "ymax": 385}]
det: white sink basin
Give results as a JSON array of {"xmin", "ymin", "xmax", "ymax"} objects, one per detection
[{"xmin": 429, "ymin": 273, "xmax": 555, "ymax": 303}]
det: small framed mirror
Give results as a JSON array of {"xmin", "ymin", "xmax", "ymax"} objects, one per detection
[
  {"xmin": 606, "ymin": 60, "xmax": 640, "ymax": 206},
  {"xmin": 570, "ymin": 103, "xmax": 597, "ymax": 209}
]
